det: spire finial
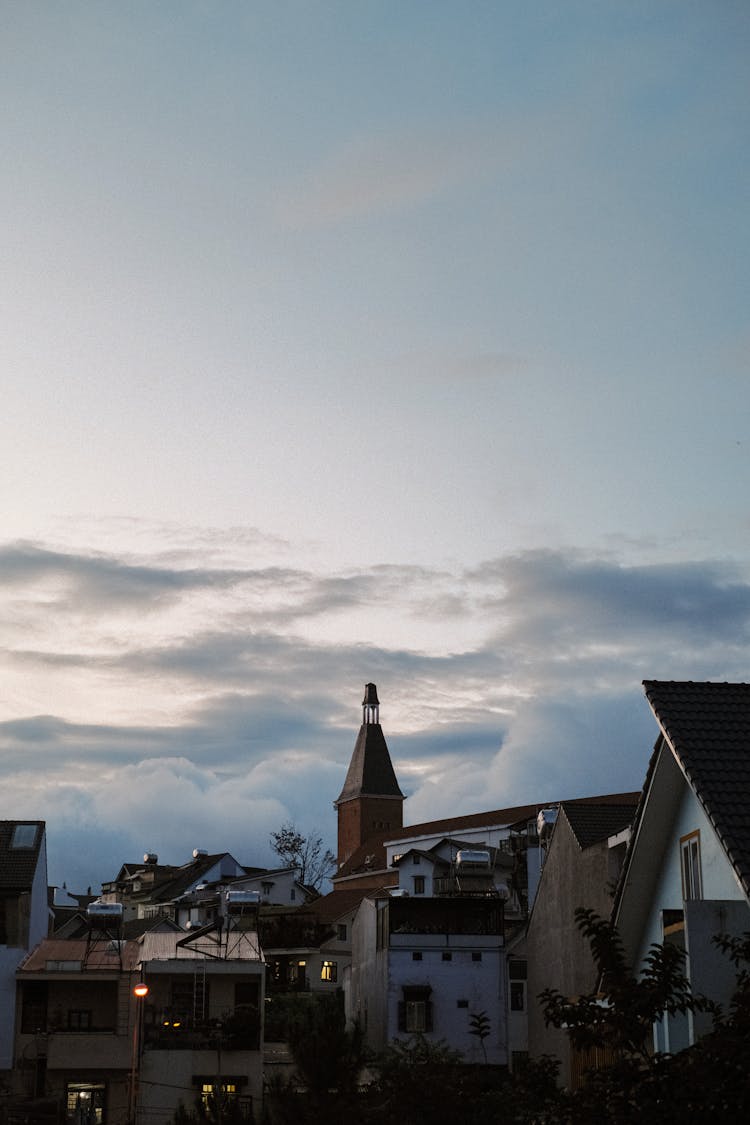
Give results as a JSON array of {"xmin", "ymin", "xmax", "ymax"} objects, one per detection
[{"xmin": 362, "ymin": 682, "xmax": 380, "ymax": 724}]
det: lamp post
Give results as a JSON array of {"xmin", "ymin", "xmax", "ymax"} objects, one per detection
[{"xmin": 129, "ymin": 983, "xmax": 149, "ymax": 1125}]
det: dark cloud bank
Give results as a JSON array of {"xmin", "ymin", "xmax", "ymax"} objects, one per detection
[{"xmin": 1, "ymin": 540, "xmax": 748, "ymax": 889}]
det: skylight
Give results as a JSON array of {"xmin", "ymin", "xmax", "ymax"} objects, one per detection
[{"xmin": 11, "ymin": 824, "xmax": 37, "ymax": 849}]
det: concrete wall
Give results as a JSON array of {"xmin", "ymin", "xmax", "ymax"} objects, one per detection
[
  {"xmin": 386, "ymin": 938, "xmax": 506, "ymax": 1063},
  {"xmin": 526, "ymin": 816, "xmax": 617, "ymax": 1084}
]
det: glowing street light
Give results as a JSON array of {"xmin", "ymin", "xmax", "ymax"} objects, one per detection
[{"xmin": 130, "ymin": 983, "xmax": 150, "ymax": 1124}]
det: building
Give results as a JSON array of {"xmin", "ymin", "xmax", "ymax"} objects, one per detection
[
  {"xmin": 334, "ymin": 683, "xmax": 404, "ymax": 870},
  {"xmin": 0, "ymin": 821, "xmax": 50, "ymax": 1080},
  {"xmin": 15, "ymin": 892, "xmax": 265, "ymax": 1125},
  {"xmin": 525, "ymin": 798, "xmax": 638, "ymax": 1084},
  {"xmin": 613, "ymin": 680, "xmax": 750, "ymax": 1051},
  {"xmin": 100, "ymin": 850, "xmax": 248, "ymax": 924}
]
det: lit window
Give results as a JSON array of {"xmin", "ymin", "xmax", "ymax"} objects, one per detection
[
  {"xmin": 320, "ymin": 960, "xmax": 338, "ymax": 982},
  {"xmin": 66, "ymin": 1083, "xmax": 105, "ymax": 1125},
  {"xmin": 680, "ymin": 832, "xmax": 702, "ymax": 900}
]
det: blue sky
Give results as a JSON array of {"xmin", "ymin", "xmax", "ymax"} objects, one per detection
[{"xmin": 1, "ymin": 2, "xmax": 748, "ymax": 889}]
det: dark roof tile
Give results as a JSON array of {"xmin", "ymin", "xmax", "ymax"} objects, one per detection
[{"xmin": 643, "ymin": 680, "xmax": 750, "ymax": 896}]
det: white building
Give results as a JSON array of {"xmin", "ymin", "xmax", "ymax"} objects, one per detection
[{"xmin": 614, "ymin": 680, "xmax": 750, "ymax": 1052}]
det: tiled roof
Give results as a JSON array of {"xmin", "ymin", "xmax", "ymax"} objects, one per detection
[
  {"xmin": 0, "ymin": 821, "xmax": 45, "ymax": 890},
  {"xmin": 643, "ymin": 680, "xmax": 750, "ymax": 896},
  {"xmin": 561, "ymin": 801, "xmax": 638, "ymax": 850},
  {"xmin": 334, "ymin": 793, "xmax": 640, "ymax": 881},
  {"xmin": 335, "ymin": 723, "xmax": 404, "ymax": 804},
  {"xmin": 305, "ymin": 889, "xmax": 370, "ymax": 923}
]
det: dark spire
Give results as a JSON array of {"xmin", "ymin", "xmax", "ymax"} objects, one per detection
[{"xmin": 334, "ymin": 683, "xmax": 403, "ymax": 806}]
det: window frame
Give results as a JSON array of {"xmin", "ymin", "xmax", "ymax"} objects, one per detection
[{"xmin": 680, "ymin": 831, "xmax": 702, "ymax": 901}]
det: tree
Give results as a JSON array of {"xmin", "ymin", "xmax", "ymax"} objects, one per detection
[
  {"xmin": 538, "ymin": 908, "xmax": 750, "ymax": 1123},
  {"xmin": 269, "ymin": 823, "xmax": 336, "ymax": 891},
  {"xmin": 468, "ymin": 1009, "xmax": 491, "ymax": 1063}
]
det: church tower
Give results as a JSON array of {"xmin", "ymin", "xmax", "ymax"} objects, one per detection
[{"xmin": 334, "ymin": 683, "xmax": 404, "ymax": 867}]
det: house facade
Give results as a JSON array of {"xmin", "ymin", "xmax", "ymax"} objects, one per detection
[
  {"xmin": 614, "ymin": 680, "xmax": 750, "ymax": 1051},
  {"xmin": 0, "ymin": 820, "xmax": 50, "ymax": 1079},
  {"xmin": 15, "ymin": 897, "xmax": 265, "ymax": 1125}
]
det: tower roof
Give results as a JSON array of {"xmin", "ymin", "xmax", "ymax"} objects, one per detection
[{"xmin": 335, "ymin": 685, "xmax": 403, "ymax": 805}]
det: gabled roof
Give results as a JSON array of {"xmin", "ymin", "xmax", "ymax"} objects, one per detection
[
  {"xmin": 643, "ymin": 680, "xmax": 750, "ymax": 896},
  {"xmin": 561, "ymin": 801, "xmax": 638, "ymax": 850},
  {"xmin": 335, "ymin": 723, "xmax": 404, "ymax": 805},
  {"xmin": 306, "ymin": 889, "xmax": 370, "ymax": 924},
  {"xmin": 0, "ymin": 821, "xmax": 45, "ymax": 890}
]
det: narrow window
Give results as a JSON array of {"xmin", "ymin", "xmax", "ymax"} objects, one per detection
[
  {"xmin": 413, "ymin": 876, "xmax": 425, "ymax": 895},
  {"xmin": 680, "ymin": 832, "xmax": 702, "ymax": 900},
  {"xmin": 320, "ymin": 960, "xmax": 338, "ymax": 983},
  {"xmin": 337, "ymin": 923, "xmax": 347, "ymax": 941}
]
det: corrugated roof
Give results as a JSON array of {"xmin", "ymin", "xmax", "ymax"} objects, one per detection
[
  {"xmin": 643, "ymin": 680, "xmax": 750, "ymax": 896},
  {"xmin": 561, "ymin": 801, "xmax": 638, "ymax": 850},
  {"xmin": 139, "ymin": 929, "xmax": 262, "ymax": 962},
  {"xmin": 19, "ymin": 938, "xmax": 140, "ymax": 973},
  {"xmin": 0, "ymin": 821, "xmax": 45, "ymax": 891}
]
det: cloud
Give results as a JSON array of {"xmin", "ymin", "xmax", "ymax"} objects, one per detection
[
  {"xmin": 2, "ymin": 535, "xmax": 749, "ymax": 891},
  {"xmin": 275, "ymin": 125, "xmax": 504, "ymax": 228}
]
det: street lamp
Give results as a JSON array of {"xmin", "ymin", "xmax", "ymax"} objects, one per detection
[{"xmin": 130, "ymin": 984, "xmax": 149, "ymax": 1125}]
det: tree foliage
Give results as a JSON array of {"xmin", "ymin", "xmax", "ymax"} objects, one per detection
[
  {"xmin": 269, "ymin": 823, "xmax": 336, "ymax": 891},
  {"xmin": 537, "ymin": 908, "xmax": 750, "ymax": 1123}
]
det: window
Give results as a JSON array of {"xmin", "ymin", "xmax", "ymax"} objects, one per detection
[
  {"xmin": 11, "ymin": 824, "xmax": 37, "ymax": 849},
  {"xmin": 66, "ymin": 1083, "xmax": 105, "ymax": 1125},
  {"xmin": 68, "ymin": 1010, "xmax": 92, "ymax": 1031},
  {"xmin": 337, "ymin": 923, "xmax": 347, "ymax": 942},
  {"xmin": 412, "ymin": 951, "xmax": 422, "ymax": 961},
  {"xmin": 509, "ymin": 958, "xmax": 527, "ymax": 1011},
  {"xmin": 21, "ymin": 983, "xmax": 48, "ymax": 1033},
  {"xmin": 510, "ymin": 983, "xmax": 525, "ymax": 1011},
  {"xmin": 398, "ymin": 987, "xmax": 433, "ymax": 1033},
  {"xmin": 680, "ymin": 832, "xmax": 702, "ymax": 900},
  {"xmin": 457, "ymin": 999, "xmax": 469, "ymax": 1009},
  {"xmin": 261, "ymin": 882, "xmax": 273, "ymax": 896},
  {"xmin": 441, "ymin": 951, "xmax": 452, "ymax": 961},
  {"xmin": 195, "ymin": 1080, "xmax": 251, "ymax": 1119},
  {"xmin": 290, "ymin": 888, "xmax": 296, "ymax": 901},
  {"xmin": 320, "ymin": 960, "xmax": 338, "ymax": 983},
  {"xmin": 413, "ymin": 876, "xmax": 425, "ymax": 895},
  {"xmin": 412, "ymin": 855, "xmax": 421, "ymax": 865},
  {"xmin": 471, "ymin": 951, "xmax": 482, "ymax": 962}
]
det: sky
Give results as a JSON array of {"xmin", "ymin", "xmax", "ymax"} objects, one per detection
[{"xmin": 1, "ymin": 2, "xmax": 749, "ymax": 890}]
